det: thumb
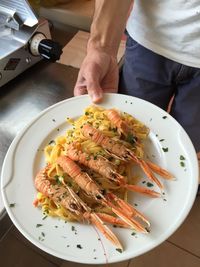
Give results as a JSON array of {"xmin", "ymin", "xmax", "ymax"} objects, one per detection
[{"xmin": 87, "ymin": 79, "xmax": 104, "ymax": 103}]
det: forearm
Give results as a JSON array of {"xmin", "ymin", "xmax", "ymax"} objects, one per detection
[{"xmin": 88, "ymin": 0, "xmax": 133, "ymax": 56}]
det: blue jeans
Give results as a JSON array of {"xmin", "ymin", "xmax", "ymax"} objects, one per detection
[{"xmin": 119, "ymin": 34, "xmax": 200, "ymax": 152}]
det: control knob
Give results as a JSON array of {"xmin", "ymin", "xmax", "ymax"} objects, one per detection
[{"xmin": 30, "ymin": 33, "xmax": 63, "ymax": 62}]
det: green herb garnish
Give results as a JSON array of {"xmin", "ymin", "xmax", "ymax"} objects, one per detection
[
  {"xmin": 162, "ymin": 147, "xmax": 168, "ymax": 152},
  {"xmin": 9, "ymin": 203, "xmax": 16, "ymax": 208},
  {"xmin": 180, "ymin": 155, "xmax": 185, "ymax": 160},
  {"xmin": 48, "ymin": 140, "xmax": 55, "ymax": 145},
  {"xmin": 116, "ymin": 248, "xmax": 123, "ymax": 253},
  {"xmin": 147, "ymin": 182, "xmax": 154, "ymax": 187},
  {"xmin": 126, "ymin": 133, "xmax": 137, "ymax": 145},
  {"xmin": 55, "ymin": 175, "xmax": 64, "ymax": 185},
  {"xmin": 36, "ymin": 224, "xmax": 43, "ymax": 228},
  {"xmin": 180, "ymin": 161, "xmax": 185, "ymax": 167}
]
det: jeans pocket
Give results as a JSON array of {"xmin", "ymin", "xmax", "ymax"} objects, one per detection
[{"xmin": 125, "ymin": 34, "xmax": 140, "ymax": 50}]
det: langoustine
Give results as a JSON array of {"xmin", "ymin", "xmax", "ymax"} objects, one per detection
[
  {"xmin": 34, "ymin": 166, "xmax": 127, "ymax": 249},
  {"xmin": 65, "ymin": 142, "xmax": 161, "ymax": 198},
  {"xmin": 81, "ymin": 124, "xmax": 174, "ymax": 191},
  {"xmin": 57, "ymin": 156, "xmax": 150, "ymax": 232}
]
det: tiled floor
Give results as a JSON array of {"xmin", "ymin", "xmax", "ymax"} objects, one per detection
[{"xmin": 0, "ymin": 195, "xmax": 200, "ymax": 267}]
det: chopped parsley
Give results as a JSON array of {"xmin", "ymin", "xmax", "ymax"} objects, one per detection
[
  {"xmin": 162, "ymin": 147, "xmax": 168, "ymax": 152},
  {"xmin": 9, "ymin": 203, "xmax": 16, "ymax": 208},
  {"xmin": 162, "ymin": 116, "xmax": 167, "ymax": 119},
  {"xmin": 126, "ymin": 133, "xmax": 137, "ymax": 145},
  {"xmin": 48, "ymin": 140, "xmax": 55, "ymax": 145},
  {"xmin": 159, "ymin": 139, "xmax": 165, "ymax": 142},
  {"xmin": 77, "ymin": 244, "xmax": 83, "ymax": 249},
  {"xmin": 146, "ymin": 182, "xmax": 154, "ymax": 187},
  {"xmin": 36, "ymin": 224, "xmax": 43, "ymax": 228},
  {"xmin": 180, "ymin": 155, "xmax": 185, "ymax": 160},
  {"xmin": 180, "ymin": 161, "xmax": 185, "ymax": 167},
  {"xmin": 55, "ymin": 175, "xmax": 64, "ymax": 185}
]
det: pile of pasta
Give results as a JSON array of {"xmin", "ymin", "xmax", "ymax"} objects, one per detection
[{"xmin": 35, "ymin": 105, "xmax": 149, "ymax": 221}]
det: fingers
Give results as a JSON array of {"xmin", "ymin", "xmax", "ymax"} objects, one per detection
[
  {"xmin": 74, "ymin": 85, "xmax": 87, "ymax": 96},
  {"xmin": 73, "ymin": 53, "xmax": 118, "ymax": 103},
  {"xmin": 87, "ymin": 79, "xmax": 103, "ymax": 103},
  {"xmin": 74, "ymin": 72, "xmax": 103, "ymax": 103}
]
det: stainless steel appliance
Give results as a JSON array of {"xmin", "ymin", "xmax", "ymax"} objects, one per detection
[{"xmin": 0, "ymin": 0, "xmax": 62, "ymax": 87}]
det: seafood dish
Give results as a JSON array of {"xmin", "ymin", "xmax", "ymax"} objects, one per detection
[{"xmin": 33, "ymin": 105, "xmax": 174, "ymax": 250}]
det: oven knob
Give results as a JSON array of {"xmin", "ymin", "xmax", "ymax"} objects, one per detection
[{"xmin": 30, "ymin": 33, "xmax": 63, "ymax": 62}]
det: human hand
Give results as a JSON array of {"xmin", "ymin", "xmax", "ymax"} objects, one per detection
[{"xmin": 74, "ymin": 49, "xmax": 119, "ymax": 103}]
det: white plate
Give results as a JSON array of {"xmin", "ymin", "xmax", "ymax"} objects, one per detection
[{"xmin": 1, "ymin": 93, "xmax": 199, "ymax": 264}]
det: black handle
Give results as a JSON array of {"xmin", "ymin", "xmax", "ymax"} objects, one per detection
[{"xmin": 38, "ymin": 39, "xmax": 63, "ymax": 62}]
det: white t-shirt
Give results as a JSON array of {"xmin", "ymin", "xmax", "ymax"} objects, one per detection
[{"xmin": 126, "ymin": 0, "xmax": 200, "ymax": 68}]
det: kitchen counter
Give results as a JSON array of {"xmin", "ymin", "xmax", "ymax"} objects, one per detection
[{"xmin": 0, "ymin": 34, "xmax": 79, "ymax": 219}]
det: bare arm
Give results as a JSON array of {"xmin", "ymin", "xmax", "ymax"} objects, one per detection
[
  {"xmin": 88, "ymin": 0, "xmax": 133, "ymax": 55},
  {"xmin": 74, "ymin": 0, "xmax": 133, "ymax": 102}
]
